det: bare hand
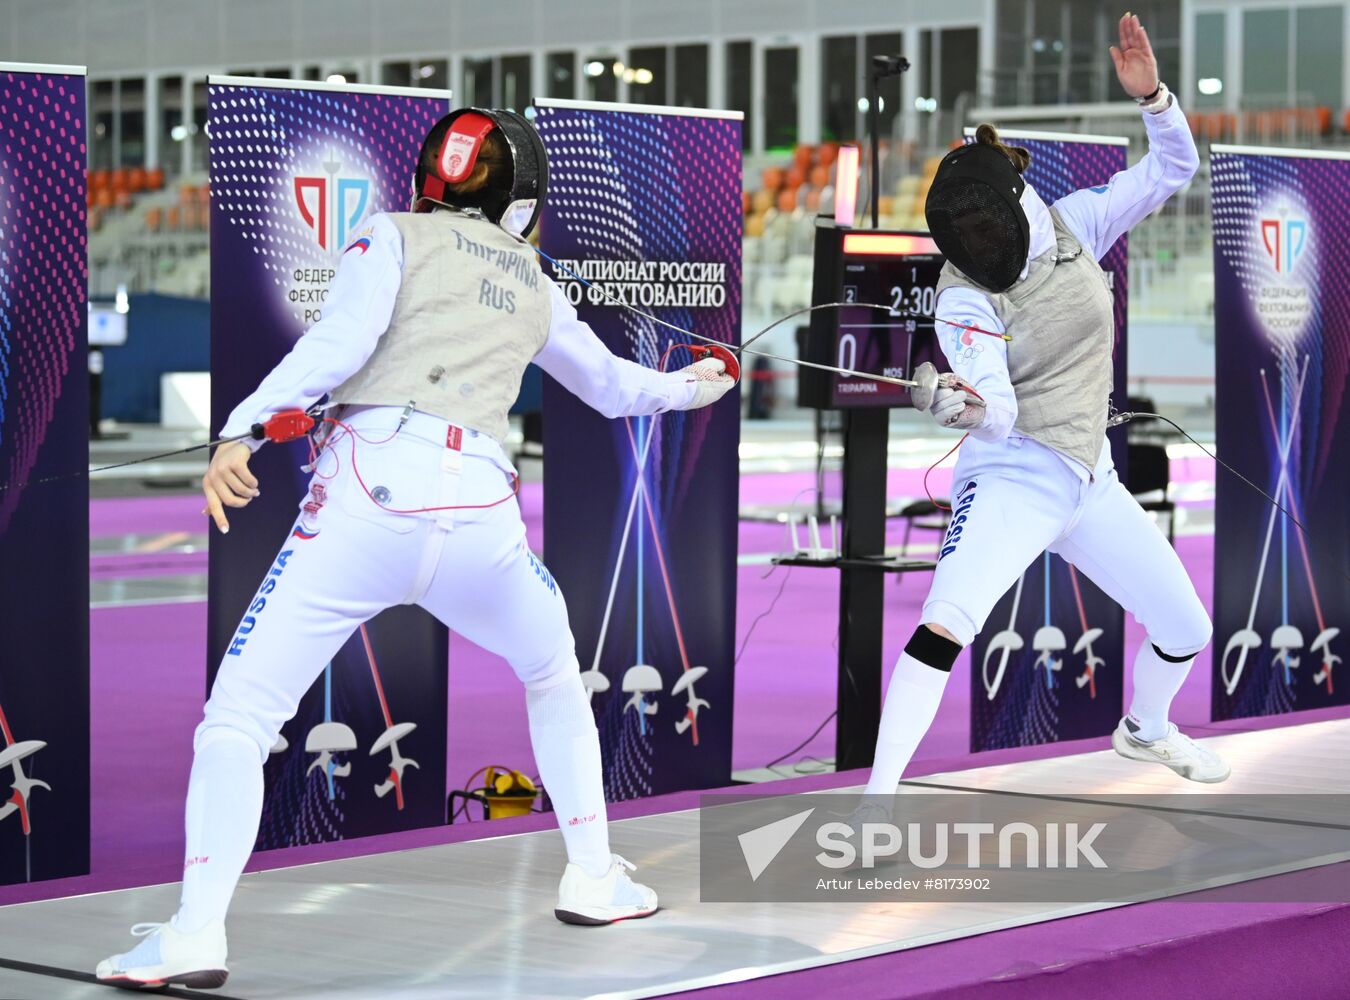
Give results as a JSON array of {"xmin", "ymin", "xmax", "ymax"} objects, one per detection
[
  {"xmin": 202, "ymin": 441, "xmax": 259, "ymax": 534},
  {"xmin": 1109, "ymin": 12, "xmax": 1160, "ymax": 99}
]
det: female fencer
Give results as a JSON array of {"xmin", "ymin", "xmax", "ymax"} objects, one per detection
[
  {"xmin": 96, "ymin": 109, "xmax": 734, "ymax": 989},
  {"xmin": 862, "ymin": 12, "xmax": 1227, "ymax": 809}
]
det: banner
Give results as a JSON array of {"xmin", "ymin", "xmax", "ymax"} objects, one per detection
[
  {"xmin": 208, "ymin": 78, "xmax": 452, "ymax": 847},
  {"xmin": 0, "ymin": 63, "xmax": 89, "ymax": 884},
  {"xmin": 1210, "ymin": 146, "xmax": 1349, "ymax": 720},
  {"xmin": 967, "ymin": 131, "xmax": 1130, "ymax": 751},
  {"xmin": 535, "ymin": 99, "xmax": 742, "ymax": 799}
]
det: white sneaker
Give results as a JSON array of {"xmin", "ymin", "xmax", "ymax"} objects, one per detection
[
  {"xmin": 94, "ymin": 917, "xmax": 228, "ymax": 989},
  {"xmin": 555, "ymin": 854, "xmax": 659, "ymax": 925},
  {"xmin": 844, "ymin": 800, "xmax": 896, "ymax": 872},
  {"xmin": 1112, "ymin": 718, "xmax": 1231, "ymax": 783}
]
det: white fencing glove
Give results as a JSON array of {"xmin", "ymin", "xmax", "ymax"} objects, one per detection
[
  {"xmin": 929, "ymin": 380, "xmax": 986, "ymax": 430},
  {"xmin": 677, "ymin": 357, "xmax": 735, "ymax": 410}
]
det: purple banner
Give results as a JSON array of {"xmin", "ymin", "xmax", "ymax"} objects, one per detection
[
  {"xmin": 1210, "ymin": 147, "xmax": 1349, "ymax": 719},
  {"xmin": 208, "ymin": 80, "xmax": 451, "ymax": 847},
  {"xmin": 0, "ymin": 65, "xmax": 89, "ymax": 884},
  {"xmin": 535, "ymin": 100, "xmax": 742, "ymax": 799},
  {"xmin": 969, "ymin": 133, "xmax": 1130, "ymax": 752}
]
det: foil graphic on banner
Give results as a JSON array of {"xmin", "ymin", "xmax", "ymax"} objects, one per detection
[
  {"xmin": 536, "ymin": 100, "xmax": 742, "ymax": 800},
  {"xmin": 0, "ymin": 65, "xmax": 89, "ymax": 885},
  {"xmin": 1210, "ymin": 147, "xmax": 1349, "ymax": 720}
]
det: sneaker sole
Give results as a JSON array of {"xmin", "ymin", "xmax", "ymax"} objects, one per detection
[
  {"xmin": 554, "ymin": 905, "xmax": 659, "ymax": 926},
  {"xmin": 101, "ymin": 968, "xmax": 228, "ymax": 990},
  {"xmin": 1111, "ymin": 730, "xmax": 1231, "ymax": 784}
]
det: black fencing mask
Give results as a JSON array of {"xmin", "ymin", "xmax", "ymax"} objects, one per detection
[{"xmin": 924, "ymin": 143, "xmax": 1029, "ymax": 293}]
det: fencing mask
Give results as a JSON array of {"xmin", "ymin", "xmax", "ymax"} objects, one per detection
[
  {"xmin": 924, "ymin": 142, "xmax": 1029, "ymax": 293},
  {"xmin": 413, "ymin": 108, "xmax": 548, "ymax": 238}
]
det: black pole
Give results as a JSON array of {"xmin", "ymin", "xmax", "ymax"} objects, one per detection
[
  {"xmin": 868, "ymin": 73, "xmax": 880, "ymax": 230},
  {"xmin": 867, "ymin": 55, "xmax": 910, "ymax": 231}
]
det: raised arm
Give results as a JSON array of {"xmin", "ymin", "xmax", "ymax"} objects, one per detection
[
  {"xmin": 219, "ymin": 212, "xmax": 404, "ymax": 442},
  {"xmin": 532, "ymin": 278, "xmax": 732, "ymax": 417},
  {"xmin": 1053, "ymin": 12, "xmax": 1200, "ymax": 261}
]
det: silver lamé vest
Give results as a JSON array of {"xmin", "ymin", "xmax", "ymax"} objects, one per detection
[
  {"xmin": 329, "ymin": 211, "xmax": 552, "ymax": 445},
  {"xmin": 935, "ymin": 207, "xmax": 1114, "ymax": 472}
]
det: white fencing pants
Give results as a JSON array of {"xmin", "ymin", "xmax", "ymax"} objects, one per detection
[
  {"xmin": 923, "ymin": 435, "xmax": 1211, "ymax": 654},
  {"xmin": 865, "ymin": 434, "xmax": 1212, "ymax": 795},
  {"xmin": 178, "ymin": 408, "xmax": 607, "ymax": 932}
]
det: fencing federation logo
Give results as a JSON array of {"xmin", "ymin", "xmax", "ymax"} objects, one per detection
[
  {"xmin": 1259, "ymin": 215, "xmax": 1308, "ymax": 275},
  {"xmin": 293, "ymin": 151, "xmax": 372, "ymax": 254}
]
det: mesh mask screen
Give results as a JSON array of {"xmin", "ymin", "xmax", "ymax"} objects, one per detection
[{"xmin": 928, "ymin": 178, "xmax": 1028, "ymax": 292}]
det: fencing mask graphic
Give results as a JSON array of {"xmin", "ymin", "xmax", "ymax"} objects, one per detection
[
  {"xmin": 413, "ymin": 108, "xmax": 548, "ymax": 238},
  {"xmin": 925, "ymin": 142, "xmax": 1030, "ymax": 293}
]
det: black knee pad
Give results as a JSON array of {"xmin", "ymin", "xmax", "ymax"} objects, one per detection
[
  {"xmin": 905, "ymin": 626, "xmax": 963, "ymax": 673},
  {"xmin": 1152, "ymin": 643, "xmax": 1197, "ymax": 664}
]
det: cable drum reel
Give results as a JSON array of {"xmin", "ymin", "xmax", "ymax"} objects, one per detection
[{"xmin": 446, "ymin": 765, "xmax": 540, "ymax": 823}]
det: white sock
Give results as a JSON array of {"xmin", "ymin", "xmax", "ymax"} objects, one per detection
[
  {"xmin": 526, "ymin": 672, "xmax": 612, "ymax": 879},
  {"xmin": 175, "ymin": 727, "xmax": 265, "ymax": 933},
  {"xmin": 863, "ymin": 653, "xmax": 951, "ymax": 796},
  {"xmin": 1127, "ymin": 642, "xmax": 1195, "ymax": 742}
]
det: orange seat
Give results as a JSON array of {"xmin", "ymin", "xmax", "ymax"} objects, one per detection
[
  {"xmin": 94, "ymin": 188, "xmax": 115, "ymax": 210},
  {"xmin": 775, "ymin": 188, "xmax": 796, "ymax": 213},
  {"xmin": 742, "ymin": 190, "xmax": 752, "ymax": 214},
  {"xmin": 809, "ymin": 164, "xmax": 830, "ymax": 189},
  {"xmin": 803, "ymin": 188, "xmax": 822, "ymax": 213},
  {"xmin": 817, "ymin": 144, "xmax": 839, "ymax": 168},
  {"xmin": 114, "ymin": 190, "xmax": 132, "ymax": 210},
  {"xmin": 785, "ymin": 165, "xmax": 806, "ymax": 191},
  {"xmin": 761, "ymin": 167, "xmax": 784, "ymax": 191},
  {"xmin": 793, "ymin": 145, "xmax": 814, "ymax": 171},
  {"xmin": 167, "ymin": 205, "xmax": 182, "ymax": 229},
  {"xmin": 147, "ymin": 167, "xmax": 165, "ymax": 191},
  {"xmin": 751, "ymin": 190, "xmax": 774, "ymax": 213},
  {"xmin": 144, "ymin": 206, "xmax": 162, "ymax": 231},
  {"xmin": 196, "ymin": 184, "xmax": 210, "ymax": 205},
  {"xmin": 128, "ymin": 167, "xmax": 147, "ymax": 193}
]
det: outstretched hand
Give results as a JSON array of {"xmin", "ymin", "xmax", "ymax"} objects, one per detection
[{"xmin": 1109, "ymin": 12, "xmax": 1160, "ymax": 99}]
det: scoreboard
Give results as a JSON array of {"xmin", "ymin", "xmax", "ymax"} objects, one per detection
[{"xmin": 797, "ymin": 220, "xmax": 947, "ymax": 409}]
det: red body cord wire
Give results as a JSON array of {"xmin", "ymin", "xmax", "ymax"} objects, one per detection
[
  {"xmin": 312, "ymin": 417, "xmax": 520, "ymax": 515},
  {"xmin": 922, "ymin": 380, "xmax": 985, "ymax": 512}
]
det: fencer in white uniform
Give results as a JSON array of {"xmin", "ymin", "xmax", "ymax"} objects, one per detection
[
  {"xmin": 96, "ymin": 109, "xmax": 734, "ymax": 989},
  {"xmin": 863, "ymin": 14, "xmax": 1229, "ymax": 808}
]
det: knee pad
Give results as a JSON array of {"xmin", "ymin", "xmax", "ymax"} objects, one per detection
[{"xmin": 905, "ymin": 625, "xmax": 964, "ymax": 673}]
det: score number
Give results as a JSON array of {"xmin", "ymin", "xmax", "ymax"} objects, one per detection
[
  {"xmin": 891, "ymin": 266, "xmax": 938, "ymax": 317},
  {"xmin": 837, "ymin": 266, "xmax": 937, "ymax": 375}
]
